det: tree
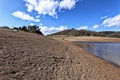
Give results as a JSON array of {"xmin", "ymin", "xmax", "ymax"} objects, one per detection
[
  {"xmin": 28, "ymin": 25, "xmax": 43, "ymax": 35},
  {"xmin": 21, "ymin": 26, "xmax": 28, "ymax": 31},
  {"xmin": 28, "ymin": 25, "xmax": 37, "ymax": 32},
  {"xmin": 19, "ymin": 27, "xmax": 22, "ymax": 30},
  {"xmin": 36, "ymin": 29, "xmax": 43, "ymax": 35}
]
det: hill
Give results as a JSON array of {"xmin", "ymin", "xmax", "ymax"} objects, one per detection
[
  {"xmin": 51, "ymin": 29, "xmax": 105, "ymax": 36},
  {"xmin": 0, "ymin": 28, "xmax": 120, "ymax": 80},
  {"xmin": 51, "ymin": 29, "xmax": 120, "ymax": 38},
  {"xmin": 99, "ymin": 31, "xmax": 120, "ymax": 38},
  {"xmin": 108, "ymin": 32, "xmax": 120, "ymax": 38}
]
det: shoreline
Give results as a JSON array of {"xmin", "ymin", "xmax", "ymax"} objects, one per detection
[
  {"xmin": 50, "ymin": 35, "xmax": 120, "ymax": 42},
  {"xmin": 50, "ymin": 35, "xmax": 120, "ymax": 68},
  {"xmin": 64, "ymin": 36, "xmax": 120, "ymax": 42},
  {"xmin": 73, "ymin": 42, "xmax": 120, "ymax": 68}
]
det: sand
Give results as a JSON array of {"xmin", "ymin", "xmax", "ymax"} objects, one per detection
[
  {"xmin": 0, "ymin": 28, "xmax": 120, "ymax": 80},
  {"xmin": 53, "ymin": 36, "xmax": 120, "ymax": 42}
]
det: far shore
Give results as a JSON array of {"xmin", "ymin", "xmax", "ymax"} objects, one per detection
[{"xmin": 50, "ymin": 35, "xmax": 120, "ymax": 42}]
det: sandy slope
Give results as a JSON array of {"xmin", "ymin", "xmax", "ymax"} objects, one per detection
[
  {"xmin": 61, "ymin": 36, "xmax": 120, "ymax": 42},
  {"xmin": 0, "ymin": 28, "xmax": 120, "ymax": 80}
]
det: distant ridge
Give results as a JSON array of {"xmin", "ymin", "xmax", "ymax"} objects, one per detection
[
  {"xmin": 51, "ymin": 29, "xmax": 120, "ymax": 38},
  {"xmin": 0, "ymin": 26, "xmax": 10, "ymax": 29},
  {"xmin": 51, "ymin": 29, "xmax": 104, "ymax": 36}
]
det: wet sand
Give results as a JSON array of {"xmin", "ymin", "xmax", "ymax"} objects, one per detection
[{"xmin": 0, "ymin": 29, "xmax": 120, "ymax": 80}]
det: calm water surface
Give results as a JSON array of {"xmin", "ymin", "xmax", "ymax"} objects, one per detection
[{"xmin": 74, "ymin": 42, "xmax": 120, "ymax": 66}]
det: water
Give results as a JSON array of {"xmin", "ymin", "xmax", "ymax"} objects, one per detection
[{"xmin": 74, "ymin": 42, "xmax": 120, "ymax": 66}]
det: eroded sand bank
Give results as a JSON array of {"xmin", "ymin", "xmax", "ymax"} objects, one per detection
[{"xmin": 0, "ymin": 29, "xmax": 120, "ymax": 80}]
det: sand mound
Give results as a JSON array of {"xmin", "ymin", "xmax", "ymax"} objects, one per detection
[{"xmin": 0, "ymin": 28, "xmax": 120, "ymax": 80}]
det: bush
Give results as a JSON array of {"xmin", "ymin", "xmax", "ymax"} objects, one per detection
[
  {"xmin": 36, "ymin": 30, "xmax": 43, "ymax": 35},
  {"xmin": 21, "ymin": 26, "xmax": 28, "ymax": 31},
  {"xmin": 108, "ymin": 32, "xmax": 120, "ymax": 38}
]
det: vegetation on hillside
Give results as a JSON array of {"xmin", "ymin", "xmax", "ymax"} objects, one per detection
[
  {"xmin": 0, "ymin": 26, "xmax": 119, "ymax": 38},
  {"xmin": 13, "ymin": 25, "xmax": 43, "ymax": 35},
  {"xmin": 107, "ymin": 32, "xmax": 120, "ymax": 38},
  {"xmin": 51, "ymin": 29, "xmax": 120, "ymax": 38},
  {"xmin": 51, "ymin": 29, "xmax": 104, "ymax": 36},
  {"xmin": 0, "ymin": 26, "xmax": 10, "ymax": 29}
]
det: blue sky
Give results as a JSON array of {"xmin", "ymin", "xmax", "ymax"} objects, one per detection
[{"xmin": 0, "ymin": 0, "xmax": 120, "ymax": 34}]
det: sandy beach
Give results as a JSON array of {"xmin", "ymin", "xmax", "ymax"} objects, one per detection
[
  {"xmin": 50, "ymin": 35, "xmax": 120, "ymax": 42},
  {"xmin": 0, "ymin": 28, "xmax": 120, "ymax": 80}
]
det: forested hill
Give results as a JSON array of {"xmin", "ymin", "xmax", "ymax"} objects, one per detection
[{"xmin": 51, "ymin": 29, "xmax": 120, "ymax": 38}]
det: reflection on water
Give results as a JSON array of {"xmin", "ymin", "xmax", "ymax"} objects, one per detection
[{"xmin": 74, "ymin": 42, "xmax": 120, "ymax": 66}]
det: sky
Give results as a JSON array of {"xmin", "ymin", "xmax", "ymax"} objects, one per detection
[{"xmin": 0, "ymin": 0, "xmax": 120, "ymax": 35}]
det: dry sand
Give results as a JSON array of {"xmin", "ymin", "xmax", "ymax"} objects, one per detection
[
  {"xmin": 0, "ymin": 28, "xmax": 120, "ymax": 80},
  {"xmin": 55, "ymin": 36, "xmax": 120, "ymax": 42}
]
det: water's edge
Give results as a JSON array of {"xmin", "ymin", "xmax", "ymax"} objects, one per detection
[{"xmin": 73, "ymin": 41, "xmax": 120, "ymax": 68}]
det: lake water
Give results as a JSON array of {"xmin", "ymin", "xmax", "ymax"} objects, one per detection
[{"xmin": 74, "ymin": 42, "xmax": 120, "ymax": 66}]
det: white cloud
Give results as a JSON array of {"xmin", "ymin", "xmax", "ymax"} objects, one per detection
[
  {"xmin": 29, "ymin": 23, "xmax": 35, "ymax": 26},
  {"xmin": 93, "ymin": 25, "xmax": 99, "ymax": 29},
  {"xmin": 25, "ymin": 0, "xmax": 38, "ymax": 12},
  {"xmin": 36, "ymin": 15, "xmax": 40, "ymax": 18},
  {"xmin": 77, "ymin": 26, "xmax": 88, "ymax": 30},
  {"xmin": 39, "ymin": 26, "xmax": 68, "ymax": 35},
  {"xmin": 102, "ymin": 14, "xmax": 120, "ymax": 27},
  {"xmin": 39, "ymin": 23, "xmax": 44, "ymax": 26},
  {"xmin": 34, "ymin": 19, "xmax": 40, "ymax": 22},
  {"xmin": 12, "ymin": 0, "xmax": 79, "ymax": 23},
  {"xmin": 36, "ymin": 0, "xmax": 59, "ymax": 18},
  {"xmin": 59, "ymin": 0, "xmax": 77, "ymax": 10},
  {"xmin": 26, "ymin": 3, "xmax": 34, "ymax": 12},
  {"xmin": 24, "ymin": 0, "xmax": 59, "ymax": 18},
  {"xmin": 12, "ymin": 11, "xmax": 40, "ymax": 22},
  {"xmin": 24, "ymin": 0, "xmax": 78, "ymax": 18},
  {"xmin": 100, "ymin": 15, "xmax": 108, "ymax": 20}
]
